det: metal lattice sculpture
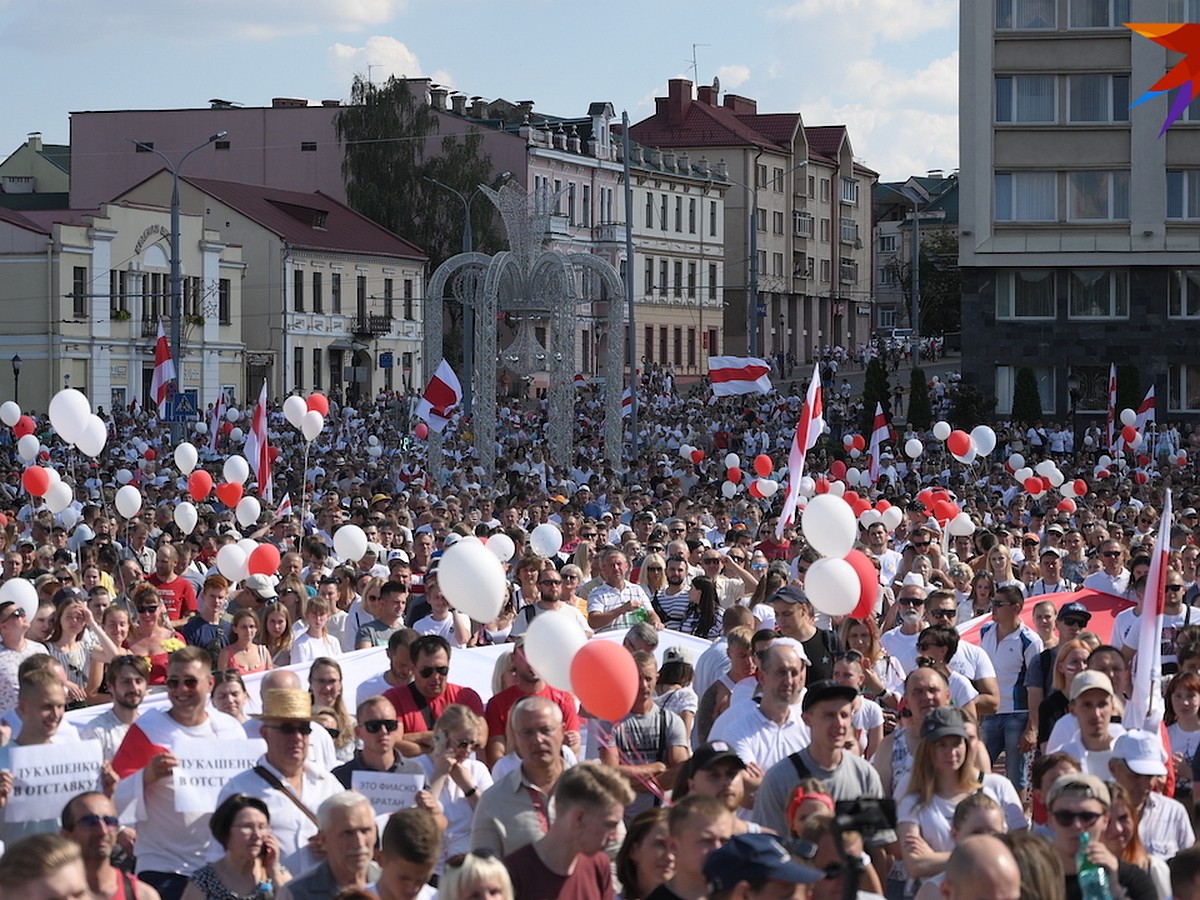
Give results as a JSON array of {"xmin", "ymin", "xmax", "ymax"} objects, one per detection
[{"xmin": 424, "ymin": 181, "xmax": 625, "ymax": 481}]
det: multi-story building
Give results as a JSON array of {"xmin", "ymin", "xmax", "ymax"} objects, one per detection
[
  {"xmin": 629, "ymin": 79, "xmax": 877, "ymax": 364},
  {"xmin": 117, "ymin": 175, "xmax": 426, "ymax": 403},
  {"xmin": 960, "ymin": 0, "xmax": 1200, "ymax": 419},
  {"xmin": 0, "ymin": 133, "xmax": 69, "ymax": 209},
  {"xmin": 0, "ymin": 202, "xmax": 244, "ymax": 412}
]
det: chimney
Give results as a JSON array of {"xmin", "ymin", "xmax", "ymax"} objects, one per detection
[
  {"xmin": 697, "ymin": 156, "xmax": 710, "ymax": 176},
  {"xmin": 451, "ymin": 94, "xmax": 467, "ymax": 115},
  {"xmin": 470, "ymin": 96, "xmax": 486, "ymax": 118},
  {"xmin": 430, "ymin": 87, "xmax": 448, "ymax": 111},
  {"xmin": 321, "ymin": 100, "xmax": 340, "ymax": 108},
  {"xmin": 568, "ymin": 126, "xmax": 581, "ymax": 154},
  {"xmin": 715, "ymin": 159, "xmax": 728, "ymax": 180},
  {"xmin": 518, "ymin": 100, "xmax": 534, "ymax": 118},
  {"xmin": 697, "ymin": 85, "xmax": 717, "ymax": 106},
  {"xmin": 272, "ymin": 97, "xmax": 307, "ymax": 108},
  {"xmin": 26, "ymin": 132, "xmax": 42, "ymax": 153},
  {"xmin": 927, "ymin": 168, "xmax": 944, "ymax": 179},
  {"xmin": 667, "ymin": 78, "xmax": 693, "ymax": 126},
  {"xmin": 722, "ymin": 94, "xmax": 757, "ymax": 115},
  {"xmin": 677, "ymin": 152, "xmax": 690, "ymax": 173},
  {"xmin": 662, "ymin": 149, "xmax": 676, "ymax": 171}
]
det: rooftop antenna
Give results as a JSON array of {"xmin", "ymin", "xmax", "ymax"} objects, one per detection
[
  {"xmin": 367, "ymin": 62, "xmax": 379, "ymax": 86},
  {"xmin": 690, "ymin": 43, "xmax": 710, "ymax": 83}
]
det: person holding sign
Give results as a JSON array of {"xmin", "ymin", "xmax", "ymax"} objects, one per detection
[
  {"xmin": 180, "ymin": 794, "xmax": 289, "ymax": 900},
  {"xmin": 332, "ymin": 696, "xmax": 425, "ymax": 789},
  {"xmin": 216, "ymin": 689, "xmax": 343, "ymax": 878}
]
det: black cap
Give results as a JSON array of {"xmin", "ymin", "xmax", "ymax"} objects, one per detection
[
  {"xmin": 769, "ymin": 585, "xmax": 809, "ymax": 606},
  {"xmin": 691, "ymin": 741, "xmax": 746, "ymax": 772},
  {"xmin": 801, "ymin": 680, "xmax": 859, "ymax": 712},
  {"xmin": 919, "ymin": 707, "xmax": 969, "ymax": 742},
  {"xmin": 705, "ymin": 834, "xmax": 822, "ymax": 892},
  {"xmin": 1057, "ymin": 601, "xmax": 1092, "ymax": 622}
]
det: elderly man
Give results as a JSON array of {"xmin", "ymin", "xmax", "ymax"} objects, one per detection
[
  {"xmin": 275, "ymin": 792, "xmax": 380, "ymax": 900},
  {"xmin": 217, "ymin": 688, "xmax": 343, "ymax": 876},
  {"xmin": 111, "ymin": 646, "xmax": 245, "ymax": 900},
  {"xmin": 1084, "ymin": 539, "xmax": 1131, "ymax": 596},
  {"xmin": 383, "ymin": 634, "xmax": 484, "ymax": 755},
  {"xmin": 879, "ymin": 578, "xmax": 929, "ymax": 672},
  {"xmin": 588, "ymin": 548, "xmax": 663, "ymax": 632},
  {"xmin": 61, "ymin": 792, "xmax": 161, "ymax": 900}
]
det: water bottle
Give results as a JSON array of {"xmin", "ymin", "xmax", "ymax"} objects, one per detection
[
  {"xmin": 1076, "ymin": 831, "xmax": 1113, "ymax": 900},
  {"xmin": 630, "ymin": 606, "xmax": 648, "ymax": 623}
]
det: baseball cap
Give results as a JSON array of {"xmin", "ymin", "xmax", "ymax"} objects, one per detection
[
  {"xmin": 388, "ymin": 549, "xmax": 411, "ymax": 565},
  {"xmin": 1046, "ymin": 523, "xmax": 1065, "ymax": 535},
  {"xmin": 1046, "ymin": 773, "xmax": 1111, "ymax": 810},
  {"xmin": 1068, "ymin": 670, "xmax": 1115, "ymax": 701},
  {"xmin": 1040, "ymin": 547, "xmax": 1065, "ymax": 559},
  {"xmin": 1056, "ymin": 601, "xmax": 1092, "ymax": 623},
  {"xmin": 801, "ymin": 680, "xmax": 859, "ymax": 713},
  {"xmin": 919, "ymin": 707, "xmax": 970, "ymax": 742},
  {"xmin": 1022, "ymin": 532, "xmax": 1041, "ymax": 545},
  {"xmin": 1112, "ymin": 729, "xmax": 1168, "ymax": 776},
  {"xmin": 704, "ymin": 834, "xmax": 821, "ymax": 892},
  {"xmin": 1183, "ymin": 508, "xmax": 1199, "ymax": 518},
  {"xmin": 244, "ymin": 573, "xmax": 277, "ymax": 599},
  {"xmin": 769, "ymin": 585, "xmax": 808, "ymax": 606},
  {"xmin": 691, "ymin": 741, "xmax": 746, "ymax": 772}
]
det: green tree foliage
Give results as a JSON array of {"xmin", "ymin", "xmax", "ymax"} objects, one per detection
[
  {"xmin": 1012, "ymin": 366, "xmax": 1043, "ymax": 425},
  {"xmin": 861, "ymin": 357, "xmax": 892, "ymax": 434},
  {"xmin": 948, "ymin": 382, "xmax": 997, "ymax": 429},
  {"xmin": 886, "ymin": 229, "xmax": 961, "ymax": 335},
  {"xmin": 908, "ymin": 366, "xmax": 933, "ymax": 431}
]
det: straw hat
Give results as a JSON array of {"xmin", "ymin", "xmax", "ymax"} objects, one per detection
[{"xmin": 251, "ymin": 689, "xmax": 316, "ymax": 721}]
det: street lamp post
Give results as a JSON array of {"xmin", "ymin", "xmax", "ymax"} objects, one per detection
[
  {"xmin": 425, "ymin": 172, "xmax": 512, "ymax": 416},
  {"xmin": 11, "ymin": 355, "xmax": 21, "ymax": 405},
  {"xmin": 131, "ymin": 132, "xmax": 227, "ymax": 441},
  {"xmin": 1067, "ymin": 371, "xmax": 1082, "ymax": 457}
]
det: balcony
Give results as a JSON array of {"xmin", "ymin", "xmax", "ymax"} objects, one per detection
[
  {"xmin": 839, "ymin": 218, "xmax": 860, "ymax": 245},
  {"xmin": 794, "ymin": 212, "xmax": 814, "ymax": 238},
  {"xmin": 839, "ymin": 261, "xmax": 859, "ymax": 284},
  {"xmin": 352, "ymin": 314, "xmax": 392, "ymax": 338},
  {"xmin": 592, "ymin": 222, "xmax": 625, "ymax": 243}
]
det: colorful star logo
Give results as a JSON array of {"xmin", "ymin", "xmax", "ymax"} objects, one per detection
[{"xmin": 1127, "ymin": 22, "xmax": 1200, "ymax": 136}]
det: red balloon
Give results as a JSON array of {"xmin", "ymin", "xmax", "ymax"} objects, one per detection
[
  {"xmin": 570, "ymin": 642, "xmax": 639, "ymax": 722},
  {"xmin": 1040, "ymin": 477, "xmax": 1052, "ymax": 492},
  {"xmin": 307, "ymin": 392, "xmax": 329, "ymax": 416},
  {"xmin": 727, "ymin": 466, "xmax": 743, "ymax": 485},
  {"xmin": 1135, "ymin": 471, "xmax": 1148, "ymax": 485},
  {"xmin": 1097, "ymin": 468, "xmax": 1111, "ymax": 480},
  {"xmin": 852, "ymin": 499, "xmax": 872, "ymax": 517},
  {"xmin": 221, "ymin": 421, "xmax": 234, "ymax": 436},
  {"xmin": 1024, "ymin": 477, "xmax": 1043, "ymax": 494},
  {"xmin": 188, "ymin": 470, "xmax": 213, "ymax": 502},
  {"xmin": 933, "ymin": 499, "xmax": 958, "ymax": 522},
  {"xmin": 144, "ymin": 448, "xmax": 157, "ymax": 461},
  {"xmin": 852, "ymin": 435, "xmax": 866, "ymax": 452},
  {"xmin": 917, "ymin": 488, "xmax": 934, "ymax": 505},
  {"xmin": 12, "ymin": 416, "xmax": 34, "ymax": 438},
  {"xmin": 1073, "ymin": 478, "xmax": 1087, "ymax": 496},
  {"xmin": 247, "ymin": 543, "xmax": 281, "ymax": 577},
  {"xmin": 946, "ymin": 430, "xmax": 971, "ymax": 457},
  {"xmin": 690, "ymin": 449, "xmax": 704, "ymax": 465},
  {"xmin": 415, "ymin": 422, "xmax": 429, "ymax": 440},
  {"xmin": 844, "ymin": 490, "xmax": 861, "ymax": 507},
  {"xmin": 814, "ymin": 478, "xmax": 830, "ymax": 494},
  {"xmin": 1057, "ymin": 498, "xmax": 1077, "ymax": 513},
  {"xmin": 754, "ymin": 454, "xmax": 773, "ymax": 477},
  {"xmin": 1137, "ymin": 454, "xmax": 1150, "ymax": 467},
  {"xmin": 38, "ymin": 450, "xmax": 49, "ymax": 462},
  {"xmin": 875, "ymin": 500, "xmax": 892, "ymax": 514},
  {"xmin": 830, "ymin": 460, "xmax": 848, "ymax": 480},
  {"xmin": 1122, "ymin": 425, "xmax": 1138, "ymax": 443},
  {"xmin": 22, "ymin": 466, "xmax": 50, "ymax": 497},
  {"xmin": 267, "ymin": 447, "xmax": 281, "ymax": 464},
  {"xmin": 845, "ymin": 550, "xmax": 881, "ymax": 619},
  {"xmin": 215, "ymin": 482, "xmax": 243, "ymax": 507},
  {"xmin": 748, "ymin": 480, "xmax": 764, "ymax": 499}
]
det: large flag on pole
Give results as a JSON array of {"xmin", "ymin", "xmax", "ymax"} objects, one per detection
[
  {"xmin": 208, "ymin": 391, "xmax": 225, "ymax": 452},
  {"xmin": 1106, "ymin": 363, "xmax": 1117, "ymax": 453},
  {"xmin": 416, "ymin": 360, "xmax": 463, "ymax": 434},
  {"xmin": 1125, "ymin": 489, "xmax": 1171, "ymax": 732},
  {"xmin": 707, "ymin": 356, "xmax": 773, "ymax": 396},
  {"xmin": 1134, "ymin": 385, "xmax": 1156, "ymax": 431},
  {"xmin": 242, "ymin": 381, "xmax": 273, "ymax": 503},
  {"xmin": 150, "ymin": 320, "xmax": 176, "ymax": 418},
  {"xmin": 867, "ymin": 402, "xmax": 888, "ymax": 485},
  {"xmin": 777, "ymin": 362, "xmax": 824, "ymax": 539}
]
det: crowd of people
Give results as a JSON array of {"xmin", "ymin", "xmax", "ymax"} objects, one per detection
[{"xmin": 6, "ymin": 364, "xmax": 1200, "ymax": 900}]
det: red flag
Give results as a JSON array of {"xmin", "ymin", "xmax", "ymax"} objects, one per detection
[
  {"xmin": 621, "ymin": 386, "xmax": 633, "ymax": 418},
  {"xmin": 243, "ymin": 381, "xmax": 272, "ymax": 503},
  {"xmin": 778, "ymin": 362, "xmax": 824, "ymax": 538},
  {"xmin": 1134, "ymin": 385, "xmax": 1156, "ymax": 431},
  {"xmin": 867, "ymin": 402, "xmax": 888, "ymax": 484},
  {"xmin": 274, "ymin": 493, "xmax": 293, "ymax": 521},
  {"xmin": 111, "ymin": 722, "xmax": 168, "ymax": 779},
  {"xmin": 1125, "ymin": 489, "xmax": 1172, "ymax": 732},
  {"xmin": 150, "ymin": 320, "xmax": 176, "ymax": 418},
  {"xmin": 209, "ymin": 391, "xmax": 225, "ymax": 452},
  {"xmin": 416, "ymin": 360, "xmax": 463, "ymax": 433}
]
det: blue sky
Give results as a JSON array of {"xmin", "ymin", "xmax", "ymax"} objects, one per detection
[{"xmin": 0, "ymin": 0, "xmax": 958, "ymax": 183}]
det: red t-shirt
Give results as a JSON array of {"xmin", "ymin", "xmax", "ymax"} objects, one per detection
[
  {"xmin": 485, "ymin": 683, "xmax": 582, "ymax": 741},
  {"xmin": 503, "ymin": 843, "xmax": 613, "ymax": 900},
  {"xmin": 756, "ymin": 537, "xmax": 791, "ymax": 561},
  {"xmin": 382, "ymin": 681, "xmax": 485, "ymax": 734},
  {"xmin": 147, "ymin": 573, "xmax": 197, "ymax": 621}
]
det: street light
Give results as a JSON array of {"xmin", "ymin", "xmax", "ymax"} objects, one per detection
[
  {"xmin": 130, "ymin": 131, "xmax": 227, "ymax": 441},
  {"xmin": 1067, "ymin": 370, "xmax": 1082, "ymax": 456},
  {"xmin": 425, "ymin": 171, "xmax": 513, "ymax": 415},
  {"xmin": 11, "ymin": 355, "xmax": 21, "ymax": 405}
]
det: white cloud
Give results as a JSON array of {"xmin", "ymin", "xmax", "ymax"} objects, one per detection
[
  {"xmin": 715, "ymin": 65, "xmax": 752, "ymax": 90},
  {"xmin": 768, "ymin": 0, "xmax": 956, "ymax": 41},
  {"xmin": 328, "ymin": 36, "xmax": 430, "ymax": 85},
  {"xmin": 845, "ymin": 52, "xmax": 958, "ymax": 111}
]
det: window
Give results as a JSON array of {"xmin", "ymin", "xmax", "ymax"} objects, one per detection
[
  {"xmin": 687, "ymin": 328, "xmax": 697, "ymax": 367},
  {"xmin": 1169, "ymin": 269, "xmax": 1200, "ymax": 317},
  {"xmin": 357, "ymin": 275, "xmax": 367, "ymax": 320},
  {"xmin": 331, "ymin": 273, "xmax": 342, "ymax": 314},
  {"xmin": 293, "ymin": 269, "xmax": 305, "ymax": 312},
  {"xmin": 839, "ymin": 258, "xmax": 858, "ymax": 283},
  {"xmin": 645, "ymin": 192, "xmax": 654, "ymax": 227},
  {"xmin": 660, "ymin": 195, "xmax": 668, "ymax": 231},
  {"xmin": 1067, "ymin": 171, "xmax": 1128, "ymax": 220},
  {"xmin": 134, "ymin": 142, "xmax": 154, "ymax": 152},
  {"xmin": 794, "ymin": 252, "xmax": 809, "ymax": 278},
  {"xmin": 995, "ymin": 75, "xmax": 1056, "ymax": 123},
  {"xmin": 794, "ymin": 211, "xmax": 814, "ymax": 237},
  {"xmin": 568, "ymin": 183, "xmax": 576, "ymax": 226},
  {"xmin": 772, "ymin": 167, "xmax": 784, "ymax": 191},
  {"xmin": 758, "ymin": 250, "xmax": 767, "ymax": 275},
  {"xmin": 644, "ymin": 325, "xmax": 654, "ymax": 363},
  {"xmin": 820, "ymin": 259, "xmax": 832, "ymax": 283},
  {"xmin": 773, "ymin": 211, "xmax": 785, "ymax": 234},
  {"xmin": 707, "ymin": 327, "xmax": 718, "ymax": 356},
  {"xmin": 820, "ymin": 179, "xmax": 831, "ymax": 202},
  {"xmin": 219, "ymin": 278, "xmax": 231, "ymax": 324},
  {"xmin": 773, "ymin": 253, "xmax": 785, "ymax": 277},
  {"xmin": 300, "ymin": 141, "xmax": 317, "ymax": 152},
  {"xmin": 293, "ymin": 347, "xmax": 304, "ymax": 391},
  {"xmin": 688, "ymin": 198, "xmax": 696, "ymax": 234},
  {"xmin": 1168, "ymin": 171, "xmax": 1200, "ymax": 218},
  {"xmin": 1170, "ymin": 365, "xmax": 1200, "ymax": 410},
  {"xmin": 708, "ymin": 263, "xmax": 718, "ymax": 300},
  {"xmin": 995, "ymin": 171, "xmax": 1057, "ymax": 221},
  {"xmin": 995, "ymin": 365, "xmax": 1055, "ymax": 414},
  {"xmin": 673, "ymin": 327, "xmax": 682, "ymax": 366},
  {"xmin": 756, "ymin": 208, "xmax": 767, "ymax": 232},
  {"xmin": 110, "ymin": 270, "xmax": 128, "ymax": 315},
  {"xmin": 184, "ymin": 276, "xmax": 201, "ymax": 317},
  {"xmin": 807, "ymin": 175, "xmax": 815, "ymax": 198},
  {"xmin": 659, "ymin": 260, "xmax": 668, "ymax": 292},
  {"xmin": 403, "ymin": 279, "xmax": 414, "ymax": 320},
  {"xmin": 313, "ymin": 348, "xmax": 323, "ymax": 391},
  {"xmin": 554, "ymin": 180, "xmax": 563, "ymax": 215},
  {"xmin": 879, "ymin": 234, "xmax": 898, "ymax": 253},
  {"xmin": 1068, "ymin": 75, "xmax": 1129, "ymax": 122},
  {"xmin": 312, "ymin": 272, "xmax": 323, "ymax": 313},
  {"xmin": 674, "ymin": 196, "xmax": 683, "ymax": 232},
  {"xmin": 840, "ymin": 178, "xmax": 859, "ymax": 205},
  {"xmin": 1069, "ymin": 0, "xmax": 1130, "ymax": 27},
  {"xmin": 582, "ymin": 185, "xmax": 591, "ymax": 227},
  {"xmin": 996, "ymin": 0, "xmax": 1057, "ymax": 29},
  {"xmin": 1069, "ymin": 269, "xmax": 1128, "ymax": 318},
  {"xmin": 644, "ymin": 257, "xmax": 654, "ymax": 292},
  {"xmin": 72, "ymin": 266, "xmax": 87, "ymax": 318},
  {"xmin": 383, "ymin": 278, "xmax": 394, "ymax": 320},
  {"xmin": 709, "ymin": 201, "xmax": 717, "ymax": 236},
  {"xmin": 878, "ymin": 266, "xmax": 899, "ymax": 287},
  {"xmin": 756, "ymin": 164, "xmax": 768, "ymax": 188},
  {"xmin": 659, "ymin": 327, "xmax": 668, "ymax": 364},
  {"xmin": 996, "ymin": 270, "xmax": 1056, "ymax": 318},
  {"xmin": 840, "ymin": 218, "xmax": 859, "ymax": 243},
  {"xmin": 1169, "ymin": 0, "xmax": 1200, "ymax": 20},
  {"xmin": 673, "ymin": 261, "xmax": 683, "ymax": 297},
  {"xmin": 215, "ymin": 139, "xmax": 230, "ymax": 151},
  {"xmin": 687, "ymin": 262, "xmax": 697, "ymax": 298}
]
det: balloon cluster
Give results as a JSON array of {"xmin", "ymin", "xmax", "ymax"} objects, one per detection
[
  {"xmin": 841, "ymin": 433, "xmax": 866, "ymax": 459},
  {"xmin": 1006, "ymin": 452, "xmax": 1087, "ymax": 512},
  {"xmin": 523, "ymin": 609, "xmax": 639, "ymax": 722},
  {"xmin": 929, "ymin": 420, "xmax": 997, "ymax": 464},
  {"xmin": 678, "ymin": 444, "xmax": 705, "ymax": 465},
  {"xmin": 283, "ymin": 392, "xmax": 329, "ymax": 443},
  {"xmin": 720, "ymin": 453, "xmax": 778, "ymax": 501},
  {"xmin": 799, "ymin": 495, "xmax": 879, "ymax": 620}
]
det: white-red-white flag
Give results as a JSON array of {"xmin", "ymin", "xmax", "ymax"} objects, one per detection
[
  {"xmin": 242, "ymin": 381, "xmax": 273, "ymax": 503},
  {"xmin": 1125, "ymin": 489, "xmax": 1172, "ymax": 732},
  {"xmin": 274, "ymin": 493, "xmax": 293, "ymax": 521},
  {"xmin": 209, "ymin": 391, "xmax": 225, "ymax": 452},
  {"xmin": 416, "ymin": 360, "xmax": 463, "ymax": 433},
  {"xmin": 867, "ymin": 402, "xmax": 889, "ymax": 485},
  {"xmin": 1135, "ymin": 386, "xmax": 1156, "ymax": 432},
  {"xmin": 707, "ymin": 356, "xmax": 774, "ymax": 397},
  {"xmin": 621, "ymin": 386, "xmax": 633, "ymax": 418},
  {"xmin": 777, "ymin": 362, "xmax": 824, "ymax": 538},
  {"xmin": 150, "ymin": 320, "xmax": 176, "ymax": 418},
  {"xmin": 1106, "ymin": 363, "xmax": 1117, "ymax": 453}
]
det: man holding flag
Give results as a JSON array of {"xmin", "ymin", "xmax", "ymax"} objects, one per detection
[
  {"xmin": 777, "ymin": 362, "xmax": 824, "ymax": 539},
  {"xmin": 866, "ymin": 402, "xmax": 889, "ymax": 485}
]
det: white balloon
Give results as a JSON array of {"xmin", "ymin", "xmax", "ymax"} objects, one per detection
[
  {"xmin": 1048, "ymin": 468, "xmax": 1065, "ymax": 488},
  {"xmin": 759, "ymin": 478, "xmax": 780, "ymax": 498},
  {"xmin": 1084, "ymin": 435, "xmax": 1095, "ymax": 446},
  {"xmin": 174, "ymin": 442, "xmax": 198, "ymax": 475},
  {"xmin": 16, "ymin": 434, "xmax": 38, "ymax": 462},
  {"xmin": 367, "ymin": 445, "xmax": 383, "ymax": 458},
  {"xmin": 333, "ymin": 524, "xmax": 368, "ymax": 561},
  {"xmin": 1129, "ymin": 432, "xmax": 1143, "ymax": 449},
  {"xmin": 904, "ymin": 438, "xmax": 924, "ymax": 459},
  {"xmin": 804, "ymin": 557, "xmax": 860, "ymax": 617},
  {"xmin": 529, "ymin": 523, "xmax": 564, "ymax": 558},
  {"xmin": 846, "ymin": 468, "xmax": 862, "ymax": 486},
  {"xmin": 230, "ymin": 427, "xmax": 244, "ymax": 443},
  {"xmin": 223, "ymin": 455, "xmax": 250, "ymax": 485},
  {"xmin": 115, "ymin": 468, "xmax": 133, "ymax": 485},
  {"xmin": 301, "ymin": 411, "xmax": 324, "ymax": 442},
  {"xmin": 799, "ymin": 476, "xmax": 816, "ymax": 498},
  {"xmin": 236, "ymin": 496, "xmax": 262, "ymax": 527},
  {"xmin": 226, "ymin": 407, "xmax": 241, "ymax": 423},
  {"xmin": 216, "ymin": 544, "xmax": 249, "ymax": 582},
  {"xmin": 849, "ymin": 448, "xmax": 861, "ymax": 459},
  {"xmin": 485, "ymin": 533, "xmax": 516, "ymax": 563},
  {"xmin": 970, "ymin": 425, "xmax": 997, "ymax": 456},
  {"xmin": 827, "ymin": 481, "xmax": 846, "ymax": 498},
  {"xmin": 237, "ymin": 539, "xmax": 260, "ymax": 562},
  {"xmin": 882, "ymin": 506, "xmax": 904, "ymax": 532},
  {"xmin": 48, "ymin": 389, "xmax": 89, "ymax": 444},
  {"xmin": 283, "ymin": 395, "xmax": 308, "ymax": 428},
  {"xmin": 859, "ymin": 509, "xmax": 882, "ymax": 528},
  {"xmin": 801, "ymin": 494, "xmax": 858, "ymax": 559},
  {"xmin": 1014, "ymin": 467, "xmax": 1033, "ymax": 483},
  {"xmin": 0, "ymin": 578, "xmax": 38, "ymax": 622},
  {"xmin": 522, "ymin": 610, "xmax": 588, "ymax": 691},
  {"xmin": 1120, "ymin": 408, "xmax": 1136, "ymax": 427},
  {"xmin": 45, "ymin": 467, "xmax": 60, "ymax": 486},
  {"xmin": 437, "ymin": 539, "xmax": 507, "ymax": 623},
  {"xmin": 949, "ymin": 512, "xmax": 976, "ymax": 537},
  {"xmin": 76, "ymin": 415, "xmax": 107, "ymax": 458},
  {"xmin": 1008, "ymin": 453, "xmax": 1025, "ymax": 470},
  {"xmin": 0, "ymin": 401, "xmax": 19, "ymax": 427},
  {"xmin": 1060, "ymin": 483, "xmax": 1077, "ymax": 499},
  {"xmin": 44, "ymin": 480, "xmax": 73, "ymax": 514},
  {"xmin": 114, "ymin": 484, "xmax": 142, "ymax": 519},
  {"xmin": 724, "ymin": 453, "xmax": 740, "ymax": 469},
  {"xmin": 721, "ymin": 481, "xmax": 738, "ymax": 499},
  {"xmin": 59, "ymin": 508, "xmax": 80, "ymax": 530},
  {"xmin": 1098, "ymin": 455, "xmax": 1112, "ymax": 467},
  {"xmin": 1035, "ymin": 460, "xmax": 1056, "ymax": 477},
  {"xmin": 932, "ymin": 421, "xmax": 951, "ymax": 442},
  {"xmin": 952, "ymin": 448, "xmax": 978, "ymax": 464},
  {"xmin": 368, "ymin": 435, "xmax": 381, "ymax": 447},
  {"xmin": 194, "ymin": 421, "xmax": 209, "ymax": 435},
  {"xmin": 174, "ymin": 501, "xmax": 199, "ymax": 535}
]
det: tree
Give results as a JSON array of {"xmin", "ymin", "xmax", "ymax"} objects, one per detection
[
  {"xmin": 862, "ymin": 357, "xmax": 892, "ymax": 434},
  {"xmin": 948, "ymin": 382, "xmax": 997, "ymax": 429},
  {"xmin": 885, "ymin": 229, "xmax": 961, "ymax": 336},
  {"xmin": 1012, "ymin": 366, "xmax": 1043, "ymax": 425},
  {"xmin": 908, "ymin": 366, "xmax": 933, "ymax": 431}
]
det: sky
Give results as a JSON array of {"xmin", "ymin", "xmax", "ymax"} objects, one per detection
[{"xmin": 0, "ymin": 0, "xmax": 958, "ymax": 184}]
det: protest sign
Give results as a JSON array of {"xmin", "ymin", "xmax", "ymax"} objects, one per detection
[
  {"xmin": 173, "ymin": 737, "xmax": 266, "ymax": 813},
  {"xmin": 7, "ymin": 740, "xmax": 102, "ymax": 823},
  {"xmin": 351, "ymin": 770, "xmax": 425, "ymax": 815}
]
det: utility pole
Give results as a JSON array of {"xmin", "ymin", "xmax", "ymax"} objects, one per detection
[{"xmin": 622, "ymin": 112, "xmax": 638, "ymax": 473}]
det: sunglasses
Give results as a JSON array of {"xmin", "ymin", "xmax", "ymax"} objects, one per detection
[
  {"xmin": 728, "ymin": 555, "xmax": 746, "ymax": 563},
  {"xmin": 165, "ymin": 677, "xmax": 200, "ymax": 690},
  {"xmin": 447, "ymin": 849, "xmax": 497, "ymax": 870},
  {"xmin": 1060, "ymin": 617, "xmax": 1088, "ymax": 628},
  {"xmin": 833, "ymin": 650, "xmax": 863, "ymax": 663},
  {"xmin": 644, "ymin": 566, "xmax": 664, "ymax": 572},
  {"xmin": 1102, "ymin": 550, "xmax": 1121, "ymax": 558},
  {"xmin": 580, "ymin": 533, "xmax": 597, "ymax": 539},
  {"xmin": 538, "ymin": 579, "xmax": 563, "ymax": 586},
  {"xmin": 323, "ymin": 725, "xmax": 341, "ymax": 740},
  {"xmin": 991, "ymin": 599, "xmax": 1020, "ymax": 608},
  {"xmin": 267, "ymin": 722, "xmax": 313, "ymax": 736},
  {"xmin": 137, "ymin": 606, "xmax": 160, "ymax": 614},
  {"xmin": 562, "ymin": 574, "xmax": 580, "ymax": 581},
  {"xmin": 928, "ymin": 609, "xmax": 956, "ymax": 620},
  {"xmin": 1051, "ymin": 809, "xmax": 1102, "ymax": 828},
  {"xmin": 897, "ymin": 597, "xmax": 924, "ymax": 606},
  {"xmin": 912, "ymin": 541, "xmax": 931, "ymax": 549},
  {"xmin": 363, "ymin": 719, "xmax": 400, "ymax": 734},
  {"xmin": 419, "ymin": 665, "xmax": 450, "ymax": 678},
  {"xmin": 1, "ymin": 607, "xmax": 27, "ymax": 622},
  {"xmin": 454, "ymin": 738, "xmax": 479, "ymax": 750},
  {"xmin": 1166, "ymin": 585, "xmax": 1186, "ymax": 593},
  {"xmin": 75, "ymin": 814, "xmax": 120, "ymax": 829}
]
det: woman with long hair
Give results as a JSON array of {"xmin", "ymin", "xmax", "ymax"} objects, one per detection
[
  {"xmin": 1102, "ymin": 781, "xmax": 1171, "ymax": 897},
  {"xmin": 274, "ymin": 575, "xmax": 308, "ymax": 627},
  {"xmin": 217, "ymin": 609, "xmax": 272, "ymax": 675},
  {"xmin": 308, "ymin": 657, "xmax": 354, "ymax": 761},
  {"xmin": 126, "ymin": 584, "xmax": 185, "ymax": 686},
  {"xmin": 615, "ymin": 808, "xmax": 674, "ymax": 900},
  {"xmin": 212, "ymin": 670, "xmax": 251, "ymax": 724},
  {"xmin": 985, "ymin": 545, "xmax": 1020, "ymax": 589},
  {"xmin": 680, "ymin": 576, "xmax": 722, "ymax": 639},
  {"xmin": 260, "ymin": 605, "xmax": 295, "ymax": 668},
  {"xmin": 45, "ymin": 594, "xmax": 122, "ymax": 701},
  {"xmin": 1035, "ymin": 637, "xmax": 1093, "ymax": 751},
  {"xmin": 639, "ymin": 553, "xmax": 668, "ymax": 618},
  {"xmin": 960, "ymin": 571, "xmax": 997, "ymax": 619},
  {"xmin": 420, "ymin": 704, "xmax": 493, "ymax": 880},
  {"xmin": 840, "ymin": 616, "xmax": 904, "ymax": 707}
]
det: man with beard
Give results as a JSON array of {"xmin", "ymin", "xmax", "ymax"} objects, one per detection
[
  {"xmin": 62, "ymin": 792, "xmax": 161, "ymax": 900},
  {"xmin": 654, "ymin": 556, "xmax": 694, "ymax": 630},
  {"xmin": 879, "ymin": 579, "xmax": 928, "ymax": 671},
  {"xmin": 82, "ymin": 654, "xmax": 150, "ymax": 761}
]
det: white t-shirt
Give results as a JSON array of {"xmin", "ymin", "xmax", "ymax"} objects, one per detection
[
  {"xmin": 708, "ymin": 701, "xmax": 810, "ymax": 772},
  {"xmin": 880, "ymin": 627, "xmax": 920, "ymax": 673},
  {"xmin": 852, "ymin": 698, "xmax": 885, "ymax": 754},
  {"xmin": 897, "ymin": 773, "xmax": 1027, "ymax": 852},
  {"xmin": 1057, "ymin": 734, "xmax": 1124, "ymax": 778}
]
